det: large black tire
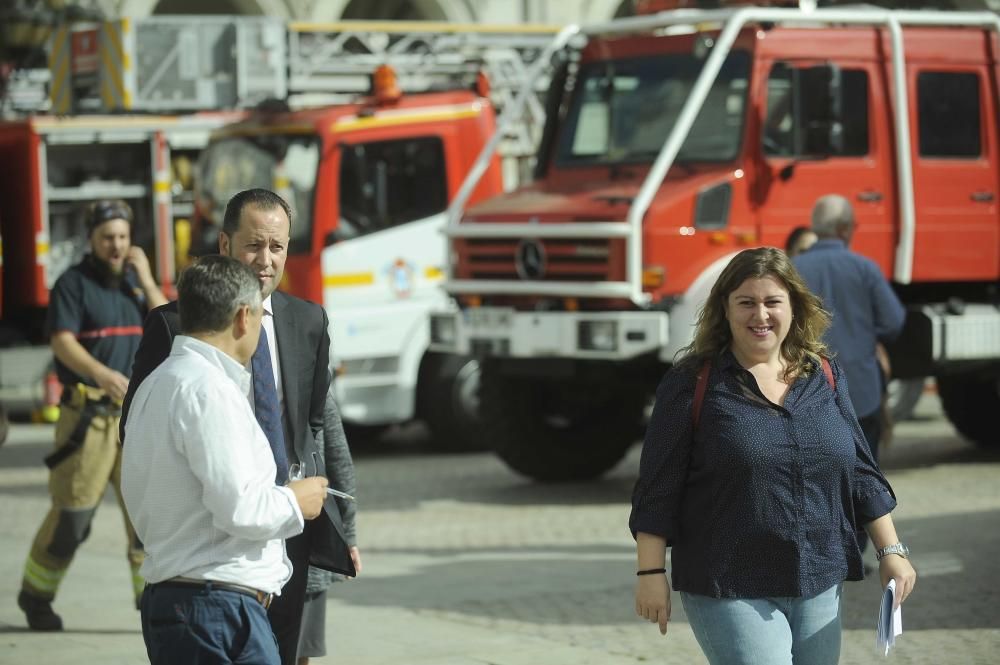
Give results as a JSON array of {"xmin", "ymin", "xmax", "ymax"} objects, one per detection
[
  {"xmin": 936, "ymin": 373, "xmax": 1000, "ymax": 449},
  {"xmin": 479, "ymin": 367, "xmax": 643, "ymax": 481},
  {"xmin": 417, "ymin": 353, "xmax": 483, "ymax": 451},
  {"xmin": 887, "ymin": 378, "xmax": 925, "ymax": 422}
]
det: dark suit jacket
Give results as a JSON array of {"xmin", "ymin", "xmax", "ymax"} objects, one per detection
[{"xmin": 120, "ymin": 293, "xmax": 355, "ymax": 577}]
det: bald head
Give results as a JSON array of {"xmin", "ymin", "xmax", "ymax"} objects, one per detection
[{"xmin": 811, "ymin": 194, "xmax": 855, "ymax": 242}]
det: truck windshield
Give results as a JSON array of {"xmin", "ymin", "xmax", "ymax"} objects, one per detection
[
  {"xmin": 336, "ymin": 136, "xmax": 448, "ymax": 239},
  {"xmin": 197, "ymin": 133, "xmax": 320, "ymax": 253},
  {"xmin": 555, "ymin": 51, "xmax": 750, "ymax": 166}
]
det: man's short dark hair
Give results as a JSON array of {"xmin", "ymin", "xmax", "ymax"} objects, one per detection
[
  {"xmin": 221, "ymin": 188, "xmax": 292, "ymax": 237},
  {"xmin": 178, "ymin": 255, "xmax": 262, "ymax": 334},
  {"xmin": 785, "ymin": 226, "xmax": 813, "ymax": 255}
]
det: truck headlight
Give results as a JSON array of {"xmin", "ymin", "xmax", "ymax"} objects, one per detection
[
  {"xmin": 578, "ymin": 320, "xmax": 618, "ymax": 352},
  {"xmin": 430, "ymin": 314, "xmax": 457, "ymax": 346}
]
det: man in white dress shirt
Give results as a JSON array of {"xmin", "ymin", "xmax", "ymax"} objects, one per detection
[
  {"xmin": 122, "ymin": 255, "xmax": 328, "ymax": 665},
  {"xmin": 120, "ymin": 189, "xmax": 357, "ymax": 665}
]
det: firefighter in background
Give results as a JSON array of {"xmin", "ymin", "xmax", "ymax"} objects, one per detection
[{"xmin": 17, "ymin": 199, "xmax": 167, "ymax": 631}]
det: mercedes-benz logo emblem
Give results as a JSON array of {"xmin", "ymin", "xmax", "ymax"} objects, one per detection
[{"xmin": 515, "ymin": 238, "xmax": 546, "ymax": 280}]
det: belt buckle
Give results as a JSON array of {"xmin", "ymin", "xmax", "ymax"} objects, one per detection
[{"xmin": 257, "ymin": 591, "xmax": 273, "ymax": 609}]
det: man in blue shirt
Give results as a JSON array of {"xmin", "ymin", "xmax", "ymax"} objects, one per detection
[{"xmin": 793, "ymin": 194, "xmax": 906, "ymax": 460}]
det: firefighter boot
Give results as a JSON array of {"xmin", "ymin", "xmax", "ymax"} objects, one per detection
[{"xmin": 17, "ymin": 590, "xmax": 63, "ymax": 631}]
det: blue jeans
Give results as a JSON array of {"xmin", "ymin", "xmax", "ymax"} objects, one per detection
[
  {"xmin": 141, "ymin": 583, "xmax": 280, "ymax": 665},
  {"xmin": 681, "ymin": 584, "xmax": 842, "ymax": 665}
]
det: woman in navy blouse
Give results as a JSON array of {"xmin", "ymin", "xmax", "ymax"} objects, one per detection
[{"xmin": 630, "ymin": 247, "xmax": 916, "ymax": 664}]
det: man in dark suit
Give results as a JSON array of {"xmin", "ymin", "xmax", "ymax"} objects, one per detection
[{"xmin": 121, "ymin": 189, "xmax": 358, "ymax": 665}]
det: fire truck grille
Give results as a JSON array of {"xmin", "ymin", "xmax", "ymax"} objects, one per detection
[{"xmin": 462, "ymin": 238, "xmax": 621, "ymax": 282}]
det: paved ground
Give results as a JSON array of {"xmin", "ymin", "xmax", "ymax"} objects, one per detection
[{"xmin": 0, "ymin": 391, "xmax": 998, "ymax": 664}]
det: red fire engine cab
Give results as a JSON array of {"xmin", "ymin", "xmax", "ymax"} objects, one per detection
[{"xmin": 430, "ymin": 6, "xmax": 1000, "ymax": 480}]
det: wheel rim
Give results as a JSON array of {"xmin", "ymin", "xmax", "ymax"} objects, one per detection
[
  {"xmin": 887, "ymin": 378, "xmax": 925, "ymax": 420},
  {"xmin": 451, "ymin": 359, "xmax": 481, "ymax": 422}
]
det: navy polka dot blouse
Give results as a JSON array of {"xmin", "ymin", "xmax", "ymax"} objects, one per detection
[{"xmin": 630, "ymin": 350, "xmax": 896, "ymax": 599}]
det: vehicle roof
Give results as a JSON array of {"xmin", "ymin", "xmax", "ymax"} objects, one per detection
[
  {"xmin": 758, "ymin": 24, "xmax": 997, "ymax": 64},
  {"xmin": 583, "ymin": 23, "xmax": 997, "ymax": 65},
  {"xmin": 0, "ymin": 110, "xmax": 247, "ymax": 133},
  {"xmin": 209, "ymin": 89, "xmax": 485, "ymax": 139}
]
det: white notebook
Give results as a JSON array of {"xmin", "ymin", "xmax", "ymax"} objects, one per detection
[{"xmin": 876, "ymin": 578, "xmax": 903, "ymax": 655}]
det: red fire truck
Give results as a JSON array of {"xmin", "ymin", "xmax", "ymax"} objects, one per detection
[
  {"xmin": 430, "ymin": 6, "xmax": 1000, "ymax": 480},
  {"xmin": 194, "ymin": 70, "xmax": 505, "ymax": 444}
]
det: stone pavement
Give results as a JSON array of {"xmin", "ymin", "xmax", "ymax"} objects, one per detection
[{"xmin": 0, "ymin": 392, "xmax": 998, "ymax": 664}]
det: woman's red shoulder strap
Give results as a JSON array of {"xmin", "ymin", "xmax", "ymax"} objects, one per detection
[{"xmin": 822, "ymin": 357, "xmax": 835, "ymax": 390}]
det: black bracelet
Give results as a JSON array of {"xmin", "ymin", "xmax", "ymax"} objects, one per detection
[{"xmin": 636, "ymin": 568, "xmax": 667, "ymax": 576}]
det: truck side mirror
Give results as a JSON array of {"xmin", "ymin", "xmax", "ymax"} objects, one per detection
[{"xmin": 794, "ymin": 64, "xmax": 844, "ymax": 156}]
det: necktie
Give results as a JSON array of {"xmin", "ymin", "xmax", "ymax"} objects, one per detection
[{"xmin": 252, "ymin": 326, "xmax": 289, "ymax": 484}]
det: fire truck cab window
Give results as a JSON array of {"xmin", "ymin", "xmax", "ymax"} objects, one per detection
[
  {"xmin": 763, "ymin": 64, "xmax": 869, "ymax": 157},
  {"xmin": 556, "ymin": 51, "xmax": 750, "ymax": 166},
  {"xmin": 338, "ymin": 136, "xmax": 447, "ymax": 239},
  {"xmin": 197, "ymin": 134, "xmax": 320, "ymax": 254},
  {"xmin": 917, "ymin": 71, "xmax": 981, "ymax": 158}
]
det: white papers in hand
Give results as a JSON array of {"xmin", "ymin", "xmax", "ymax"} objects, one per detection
[{"xmin": 876, "ymin": 578, "xmax": 903, "ymax": 655}]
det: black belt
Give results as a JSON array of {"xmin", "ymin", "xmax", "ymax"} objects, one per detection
[
  {"xmin": 44, "ymin": 390, "xmax": 121, "ymax": 469},
  {"xmin": 152, "ymin": 578, "xmax": 273, "ymax": 609},
  {"xmin": 60, "ymin": 385, "xmax": 121, "ymax": 415}
]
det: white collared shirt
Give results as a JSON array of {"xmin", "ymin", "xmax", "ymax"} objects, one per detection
[{"xmin": 122, "ymin": 335, "xmax": 304, "ymax": 593}]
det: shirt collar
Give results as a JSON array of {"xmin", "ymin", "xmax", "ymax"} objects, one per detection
[
  {"xmin": 718, "ymin": 349, "xmax": 742, "ymax": 373},
  {"xmin": 262, "ymin": 294, "xmax": 273, "ymax": 318},
  {"xmin": 805, "ymin": 238, "xmax": 847, "ymax": 252},
  {"xmin": 171, "ymin": 335, "xmax": 251, "ymax": 394},
  {"xmin": 719, "ymin": 346, "xmax": 823, "ymax": 376}
]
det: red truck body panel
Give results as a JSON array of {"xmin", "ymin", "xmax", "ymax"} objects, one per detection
[{"xmin": 0, "ymin": 124, "xmax": 46, "ymax": 309}]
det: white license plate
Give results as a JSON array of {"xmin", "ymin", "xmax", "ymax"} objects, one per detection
[{"xmin": 464, "ymin": 307, "xmax": 514, "ymax": 332}]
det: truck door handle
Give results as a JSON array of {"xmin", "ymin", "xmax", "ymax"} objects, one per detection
[
  {"xmin": 856, "ymin": 190, "xmax": 883, "ymax": 202},
  {"xmin": 971, "ymin": 191, "xmax": 995, "ymax": 202}
]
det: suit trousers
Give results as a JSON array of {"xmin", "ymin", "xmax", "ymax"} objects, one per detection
[{"xmin": 269, "ymin": 525, "xmax": 311, "ymax": 665}]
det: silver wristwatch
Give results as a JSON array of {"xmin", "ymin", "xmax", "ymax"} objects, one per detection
[{"xmin": 875, "ymin": 542, "xmax": 910, "ymax": 560}]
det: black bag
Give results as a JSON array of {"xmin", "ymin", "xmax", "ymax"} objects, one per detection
[{"xmin": 307, "ymin": 496, "xmax": 356, "ymax": 577}]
